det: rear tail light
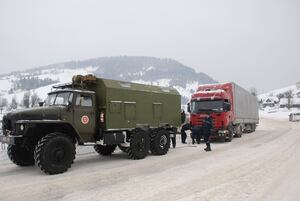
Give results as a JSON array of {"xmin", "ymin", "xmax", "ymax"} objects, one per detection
[{"xmin": 100, "ymin": 112, "xmax": 105, "ymax": 123}]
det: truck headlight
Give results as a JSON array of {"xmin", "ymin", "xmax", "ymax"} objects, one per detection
[{"xmin": 20, "ymin": 124, "xmax": 25, "ymax": 131}]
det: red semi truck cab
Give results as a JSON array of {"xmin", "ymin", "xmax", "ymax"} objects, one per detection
[{"xmin": 188, "ymin": 82, "xmax": 259, "ymax": 142}]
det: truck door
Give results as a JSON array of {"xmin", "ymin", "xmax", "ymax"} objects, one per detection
[{"xmin": 73, "ymin": 93, "xmax": 96, "ymax": 140}]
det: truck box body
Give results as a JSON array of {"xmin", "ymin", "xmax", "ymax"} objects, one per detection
[
  {"xmin": 93, "ymin": 78, "xmax": 181, "ymax": 130},
  {"xmin": 231, "ymin": 83, "xmax": 259, "ymax": 124}
]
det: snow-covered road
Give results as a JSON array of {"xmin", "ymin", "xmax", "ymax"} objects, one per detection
[{"xmin": 0, "ymin": 118, "xmax": 299, "ymax": 201}]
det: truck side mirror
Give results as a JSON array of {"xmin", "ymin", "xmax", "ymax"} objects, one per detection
[
  {"xmin": 224, "ymin": 102, "xmax": 231, "ymax": 111},
  {"xmin": 187, "ymin": 103, "xmax": 191, "ymax": 113},
  {"xmin": 67, "ymin": 101, "xmax": 73, "ymax": 110}
]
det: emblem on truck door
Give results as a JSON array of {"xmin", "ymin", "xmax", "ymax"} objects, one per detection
[{"xmin": 81, "ymin": 115, "xmax": 89, "ymax": 124}]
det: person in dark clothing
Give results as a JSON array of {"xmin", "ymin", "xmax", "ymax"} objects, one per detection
[
  {"xmin": 180, "ymin": 110, "xmax": 189, "ymax": 144},
  {"xmin": 191, "ymin": 126, "xmax": 201, "ymax": 144},
  {"xmin": 203, "ymin": 115, "xmax": 213, "ymax": 151},
  {"xmin": 181, "ymin": 123, "xmax": 190, "ymax": 144},
  {"xmin": 181, "ymin": 110, "xmax": 186, "ymax": 124}
]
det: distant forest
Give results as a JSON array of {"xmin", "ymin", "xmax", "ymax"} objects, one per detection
[{"xmin": 11, "ymin": 77, "xmax": 58, "ymax": 92}]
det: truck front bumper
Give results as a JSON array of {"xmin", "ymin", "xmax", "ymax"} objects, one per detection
[
  {"xmin": 0, "ymin": 135, "xmax": 23, "ymax": 145},
  {"xmin": 210, "ymin": 130, "xmax": 230, "ymax": 140},
  {"xmin": 218, "ymin": 130, "xmax": 229, "ymax": 137}
]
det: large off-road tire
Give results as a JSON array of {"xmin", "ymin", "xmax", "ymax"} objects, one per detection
[
  {"xmin": 127, "ymin": 129, "xmax": 150, "ymax": 160},
  {"xmin": 94, "ymin": 145, "xmax": 117, "ymax": 156},
  {"xmin": 34, "ymin": 132, "xmax": 76, "ymax": 175},
  {"xmin": 150, "ymin": 129, "xmax": 170, "ymax": 155},
  {"xmin": 7, "ymin": 144, "xmax": 34, "ymax": 166}
]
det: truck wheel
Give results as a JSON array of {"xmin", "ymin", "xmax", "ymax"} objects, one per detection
[
  {"xmin": 34, "ymin": 132, "xmax": 76, "ymax": 175},
  {"xmin": 234, "ymin": 125, "xmax": 243, "ymax": 138},
  {"xmin": 94, "ymin": 145, "xmax": 117, "ymax": 156},
  {"xmin": 127, "ymin": 129, "xmax": 150, "ymax": 160},
  {"xmin": 150, "ymin": 129, "xmax": 170, "ymax": 155},
  {"xmin": 7, "ymin": 144, "xmax": 34, "ymax": 166}
]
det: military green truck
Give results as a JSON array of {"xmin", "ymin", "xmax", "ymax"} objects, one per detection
[{"xmin": 0, "ymin": 75, "xmax": 181, "ymax": 174}]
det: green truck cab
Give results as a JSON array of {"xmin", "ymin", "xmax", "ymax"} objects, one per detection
[{"xmin": 0, "ymin": 75, "xmax": 181, "ymax": 174}]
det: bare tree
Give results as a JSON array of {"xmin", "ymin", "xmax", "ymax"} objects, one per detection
[
  {"xmin": 22, "ymin": 91, "xmax": 31, "ymax": 108},
  {"xmin": 10, "ymin": 96, "xmax": 18, "ymax": 110},
  {"xmin": 276, "ymin": 93, "xmax": 284, "ymax": 103},
  {"xmin": 30, "ymin": 93, "xmax": 41, "ymax": 107},
  {"xmin": 284, "ymin": 90, "xmax": 293, "ymax": 109},
  {"xmin": 0, "ymin": 97, "xmax": 8, "ymax": 114}
]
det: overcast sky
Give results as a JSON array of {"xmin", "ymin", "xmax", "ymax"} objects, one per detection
[{"xmin": 0, "ymin": 0, "xmax": 300, "ymax": 93}]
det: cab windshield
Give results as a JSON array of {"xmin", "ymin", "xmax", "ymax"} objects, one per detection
[
  {"xmin": 45, "ymin": 92, "xmax": 73, "ymax": 106},
  {"xmin": 191, "ymin": 100, "xmax": 224, "ymax": 113}
]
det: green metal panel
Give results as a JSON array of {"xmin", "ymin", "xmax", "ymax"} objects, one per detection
[
  {"xmin": 92, "ymin": 78, "xmax": 181, "ymax": 130},
  {"xmin": 124, "ymin": 102, "xmax": 136, "ymax": 120},
  {"xmin": 153, "ymin": 103, "xmax": 163, "ymax": 119}
]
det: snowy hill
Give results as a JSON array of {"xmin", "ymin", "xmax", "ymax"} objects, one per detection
[
  {"xmin": 258, "ymin": 83, "xmax": 300, "ymax": 104},
  {"xmin": 258, "ymin": 84, "xmax": 300, "ymax": 101},
  {"xmin": 0, "ymin": 56, "xmax": 217, "ymax": 108},
  {"xmin": 258, "ymin": 82, "xmax": 300, "ymax": 115}
]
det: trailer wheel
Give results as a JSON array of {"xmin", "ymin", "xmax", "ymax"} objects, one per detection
[
  {"xmin": 34, "ymin": 132, "xmax": 76, "ymax": 175},
  {"xmin": 127, "ymin": 128, "xmax": 150, "ymax": 160},
  {"xmin": 150, "ymin": 129, "xmax": 170, "ymax": 155},
  {"xmin": 94, "ymin": 145, "xmax": 117, "ymax": 156},
  {"xmin": 7, "ymin": 144, "xmax": 34, "ymax": 166}
]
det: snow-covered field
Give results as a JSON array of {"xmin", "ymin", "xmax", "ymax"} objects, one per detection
[{"xmin": 0, "ymin": 114, "xmax": 300, "ymax": 201}]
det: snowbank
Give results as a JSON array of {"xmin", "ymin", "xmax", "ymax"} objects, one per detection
[{"xmin": 259, "ymin": 108, "xmax": 300, "ymax": 121}]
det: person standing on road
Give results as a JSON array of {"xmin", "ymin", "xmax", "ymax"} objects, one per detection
[
  {"xmin": 203, "ymin": 114, "xmax": 213, "ymax": 151},
  {"xmin": 181, "ymin": 109, "xmax": 186, "ymax": 124},
  {"xmin": 180, "ymin": 109, "xmax": 188, "ymax": 144},
  {"xmin": 191, "ymin": 126, "xmax": 201, "ymax": 144}
]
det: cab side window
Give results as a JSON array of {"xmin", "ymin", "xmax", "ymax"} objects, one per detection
[{"xmin": 75, "ymin": 94, "xmax": 92, "ymax": 107}]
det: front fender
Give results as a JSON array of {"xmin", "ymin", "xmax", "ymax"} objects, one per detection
[{"xmin": 16, "ymin": 120, "xmax": 84, "ymax": 144}]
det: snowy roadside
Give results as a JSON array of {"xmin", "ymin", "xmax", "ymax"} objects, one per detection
[{"xmin": 259, "ymin": 108, "xmax": 300, "ymax": 121}]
